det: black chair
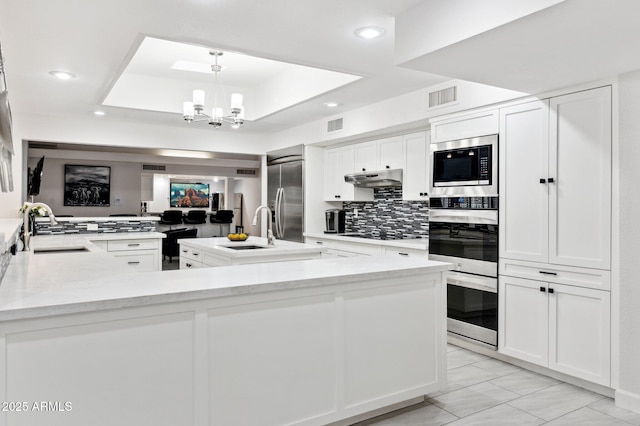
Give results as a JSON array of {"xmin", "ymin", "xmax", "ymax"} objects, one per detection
[
  {"xmin": 183, "ymin": 210, "xmax": 207, "ymax": 226},
  {"xmin": 159, "ymin": 210, "xmax": 183, "ymax": 229},
  {"xmin": 210, "ymin": 210, "xmax": 234, "ymax": 224},
  {"xmin": 162, "ymin": 228, "xmax": 197, "ymax": 263},
  {"xmin": 210, "ymin": 210, "xmax": 234, "ymax": 236}
]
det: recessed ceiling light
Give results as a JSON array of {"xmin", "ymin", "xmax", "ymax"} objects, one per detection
[
  {"xmin": 324, "ymin": 101, "xmax": 339, "ymax": 108},
  {"xmin": 49, "ymin": 71, "xmax": 76, "ymax": 80},
  {"xmin": 93, "ymin": 110, "xmax": 105, "ymax": 116},
  {"xmin": 354, "ymin": 26, "xmax": 386, "ymax": 39}
]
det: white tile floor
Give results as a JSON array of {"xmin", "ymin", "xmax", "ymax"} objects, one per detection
[{"xmin": 357, "ymin": 344, "xmax": 640, "ymax": 425}]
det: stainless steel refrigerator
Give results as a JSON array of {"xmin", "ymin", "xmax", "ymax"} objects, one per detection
[{"xmin": 267, "ymin": 145, "xmax": 304, "ymax": 242}]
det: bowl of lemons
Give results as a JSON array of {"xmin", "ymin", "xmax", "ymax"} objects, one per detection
[{"xmin": 227, "ymin": 233, "xmax": 249, "ymax": 241}]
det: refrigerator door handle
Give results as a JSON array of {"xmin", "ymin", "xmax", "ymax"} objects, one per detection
[
  {"xmin": 275, "ymin": 187, "xmax": 283, "ymax": 238},
  {"xmin": 278, "ymin": 187, "xmax": 286, "ymax": 238}
]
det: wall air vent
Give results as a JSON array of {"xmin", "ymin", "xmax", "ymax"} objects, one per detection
[
  {"xmin": 327, "ymin": 117, "xmax": 343, "ymax": 133},
  {"xmin": 237, "ymin": 169, "xmax": 257, "ymax": 176},
  {"xmin": 142, "ymin": 164, "xmax": 166, "ymax": 171},
  {"xmin": 428, "ymin": 86, "xmax": 458, "ymax": 108}
]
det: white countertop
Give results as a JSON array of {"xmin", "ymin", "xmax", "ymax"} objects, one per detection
[
  {"xmin": 179, "ymin": 236, "xmax": 325, "ymax": 259},
  {"xmin": 35, "ymin": 216, "xmax": 160, "ymax": 223},
  {"xmin": 0, "ymin": 232, "xmax": 450, "ymax": 322},
  {"xmin": 304, "ymin": 232, "xmax": 429, "ymax": 251}
]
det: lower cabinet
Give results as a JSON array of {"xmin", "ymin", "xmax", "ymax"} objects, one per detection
[
  {"xmin": 305, "ymin": 237, "xmax": 428, "ymax": 259},
  {"xmin": 179, "ymin": 245, "xmax": 203, "ymax": 269},
  {"xmin": 90, "ymin": 237, "xmax": 162, "ymax": 272},
  {"xmin": 499, "ymin": 274, "xmax": 611, "ymax": 386}
]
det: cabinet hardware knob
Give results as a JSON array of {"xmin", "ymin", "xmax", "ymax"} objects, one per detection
[
  {"xmin": 548, "ymin": 177, "xmax": 555, "ymax": 183},
  {"xmin": 548, "ymin": 288, "xmax": 555, "ymax": 294},
  {"xmin": 362, "ymin": 168, "xmax": 366, "ymax": 171},
  {"xmin": 540, "ymin": 286, "xmax": 546, "ymax": 292},
  {"xmin": 398, "ymin": 252, "xmax": 409, "ymax": 256},
  {"xmin": 316, "ymin": 241, "xmax": 323, "ymax": 245},
  {"xmin": 539, "ymin": 271, "xmax": 558, "ymax": 276},
  {"xmin": 128, "ymin": 243, "xmax": 140, "ymax": 247},
  {"xmin": 539, "ymin": 178, "xmax": 546, "ymax": 184},
  {"xmin": 128, "ymin": 261, "xmax": 140, "ymax": 265},
  {"xmin": 186, "ymin": 263, "xmax": 192, "ymax": 268},
  {"xmin": 385, "ymin": 165, "xmax": 390, "ymax": 169}
]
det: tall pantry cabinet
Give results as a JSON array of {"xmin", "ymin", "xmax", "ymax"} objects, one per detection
[{"xmin": 498, "ymin": 86, "xmax": 612, "ymax": 386}]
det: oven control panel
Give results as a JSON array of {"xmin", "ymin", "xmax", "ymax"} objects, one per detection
[{"xmin": 430, "ymin": 196, "xmax": 498, "ymax": 210}]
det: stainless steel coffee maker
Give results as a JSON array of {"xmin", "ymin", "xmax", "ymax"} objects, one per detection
[{"xmin": 324, "ymin": 209, "xmax": 345, "ymax": 234}]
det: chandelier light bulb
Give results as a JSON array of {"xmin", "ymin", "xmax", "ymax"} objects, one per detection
[
  {"xmin": 192, "ymin": 90, "xmax": 205, "ymax": 110},
  {"xmin": 183, "ymin": 102, "xmax": 195, "ymax": 119}
]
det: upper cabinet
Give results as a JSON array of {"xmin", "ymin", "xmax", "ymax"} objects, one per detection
[
  {"xmin": 324, "ymin": 131, "xmax": 429, "ymax": 202},
  {"xmin": 402, "ymin": 132, "xmax": 429, "ymax": 200},
  {"xmin": 324, "ymin": 145, "xmax": 373, "ymax": 202},
  {"xmin": 353, "ymin": 136, "xmax": 404, "ymax": 172},
  {"xmin": 430, "ymin": 109, "xmax": 499, "ymax": 143},
  {"xmin": 499, "ymin": 87, "xmax": 612, "ymax": 270}
]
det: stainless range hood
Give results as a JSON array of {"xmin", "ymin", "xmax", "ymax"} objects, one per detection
[{"xmin": 344, "ymin": 168, "xmax": 403, "ymax": 188}]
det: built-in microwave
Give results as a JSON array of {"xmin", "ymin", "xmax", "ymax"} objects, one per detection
[{"xmin": 430, "ymin": 134, "xmax": 498, "ymax": 197}]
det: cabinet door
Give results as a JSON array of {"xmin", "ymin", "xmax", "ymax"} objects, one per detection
[
  {"xmin": 403, "ymin": 132, "xmax": 429, "ymax": 200},
  {"xmin": 324, "ymin": 148, "xmax": 341, "ymax": 201},
  {"xmin": 499, "ymin": 100, "xmax": 550, "ymax": 263},
  {"xmin": 354, "ymin": 142, "xmax": 377, "ymax": 172},
  {"xmin": 498, "ymin": 275, "xmax": 548, "ymax": 366},
  {"xmin": 549, "ymin": 87, "xmax": 611, "ymax": 269},
  {"xmin": 548, "ymin": 283, "xmax": 610, "ymax": 386},
  {"xmin": 377, "ymin": 136, "xmax": 404, "ymax": 170}
]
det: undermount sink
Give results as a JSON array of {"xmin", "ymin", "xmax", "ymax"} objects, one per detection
[
  {"xmin": 221, "ymin": 245, "xmax": 271, "ymax": 251},
  {"xmin": 33, "ymin": 247, "xmax": 90, "ymax": 254}
]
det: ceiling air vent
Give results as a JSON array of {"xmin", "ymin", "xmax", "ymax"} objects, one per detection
[
  {"xmin": 237, "ymin": 169, "xmax": 257, "ymax": 176},
  {"xmin": 327, "ymin": 117, "xmax": 343, "ymax": 133},
  {"xmin": 142, "ymin": 164, "xmax": 166, "ymax": 171},
  {"xmin": 428, "ymin": 86, "xmax": 458, "ymax": 108}
]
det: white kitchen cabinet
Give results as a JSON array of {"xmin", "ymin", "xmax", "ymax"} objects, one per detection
[
  {"xmin": 499, "ymin": 87, "xmax": 611, "ymax": 270},
  {"xmin": 499, "ymin": 274, "xmax": 611, "ymax": 386},
  {"xmin": 402, "ymin": 131, "xmax": 429, "ymax": 200},
  {"xmin": 382, "ymin": 246, "xmax": 428, "ymax": 258},
  {"xmin": 354, "ymin": 142, "xmax": 377, "ymax": 172},
  {"xmin": 376, "ymin": 135, "xmax": 404, "ymax": 170},
  {"xmin": 90, "ymin": 236, "xmax": 162, "ymax": 272},
  {"xmin": 324, "ymin": 146, "xmax": 373, "ymax": 202},
  {"xmin": 179, "ymin": 245, "xmax": 203, "ymax": 269},
  {"xmin": 353, "ymin": 136, "xmax": 403, "ymax": 172},
  {"xmin": 430, "ymin": 109, "xmax": 499, "ymax": 143}
]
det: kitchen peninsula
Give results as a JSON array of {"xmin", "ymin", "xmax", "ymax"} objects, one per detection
[{"xmin": 0, "ymin": 234, "xmax": 451, "ymax": 426}]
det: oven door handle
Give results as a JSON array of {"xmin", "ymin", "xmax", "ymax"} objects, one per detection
[
  {"xmin": 447, "ymin": 272, "xmax": 498, "ymax": 293},
  {"xmin": 429, "ymin": 211, "xmax": 498, "ymax": 225}
]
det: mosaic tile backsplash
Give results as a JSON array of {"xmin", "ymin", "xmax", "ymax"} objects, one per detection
[
  {"xmin": 35, "ymin": 219, "xmax": 157, "ymax": 235},
  {"xmin": 343, "ymin": 187, "xmax": 428, "ymax": 240}
]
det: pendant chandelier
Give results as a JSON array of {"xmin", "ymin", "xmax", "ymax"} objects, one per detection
[{"xmin": 182, "ymin": 51, "xmax": 244, "ymax": 129}]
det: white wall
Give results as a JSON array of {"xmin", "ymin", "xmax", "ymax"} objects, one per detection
[
  {"xmin": 266, "ymin": 79, "xmax": 526, "ymax": 152},
  {"xmin": 615, "ymin": 70, "xmax": 640, "ymax": 412},
  {"xmin": 27, "ymin": 156, "xmax": 143, "ymax": 217}
]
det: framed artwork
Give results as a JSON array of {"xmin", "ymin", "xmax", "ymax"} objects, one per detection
[{"xmin": 64, "ymin": 164, "xmax": 111, "ymax": 206}]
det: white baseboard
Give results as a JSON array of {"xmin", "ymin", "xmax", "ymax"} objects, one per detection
[{"xmin": 615, "ymin": 389, "xmax": 640, "ymax": 414}]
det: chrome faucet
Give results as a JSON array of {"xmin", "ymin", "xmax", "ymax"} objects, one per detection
[
  {"xmin": 22, "ymin": 202, "xmax": 57, "ymax": 251},
  {"xmin": 252, "ymin": 205, "xmax": 275, "ymax": 246}
]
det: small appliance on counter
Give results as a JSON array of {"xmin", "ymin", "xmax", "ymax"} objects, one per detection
[{"xmin": 324, "ymin": 209, "xmax": 346, "ymax": 234}]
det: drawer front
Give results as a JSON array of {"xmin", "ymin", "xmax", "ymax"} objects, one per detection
[
  {"xmin": 108, "ymin": 238, "xmax": 160, "ymax": 252},
  {"xmin": 383, "ymin": 247, "xmax": 428, "ymax": 258},
  {"xmin": 180, "ymin": 257, "xmax": 202, "ymax": 270},
  {"xmin": 499, "ymin": 258, "xmax": 610, "ymax": 291},
  {"xmin": 111, "ymin": 251, "xmax": 157, "ymax": 272},
  {"xmin": 180, "ymin": 246, "xmax": 203, "ymax": 262}
]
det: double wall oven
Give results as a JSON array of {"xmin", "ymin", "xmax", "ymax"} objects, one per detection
[{"xmin": 429, "ymin": 134, "xmax": 499, "ymax": 348}]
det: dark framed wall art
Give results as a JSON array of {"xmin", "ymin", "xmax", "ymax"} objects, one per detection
[{"xmin": 64, "ymin": 164, "xmax": 111, "ymax": 206}]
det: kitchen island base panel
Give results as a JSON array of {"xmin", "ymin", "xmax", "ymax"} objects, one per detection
[{"xmin": 0, "ymin": 272, "xmax": 446, "ymax": 426}]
